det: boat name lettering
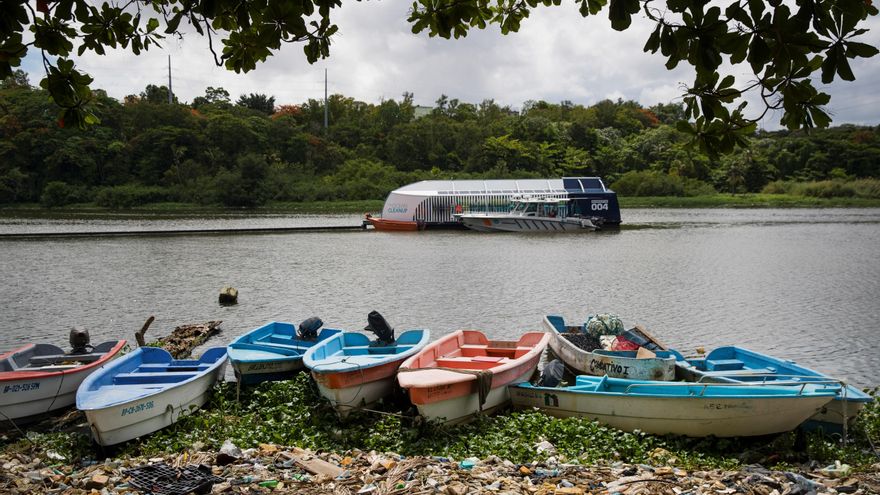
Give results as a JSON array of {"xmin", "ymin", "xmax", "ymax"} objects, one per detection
[
  {"xmin": 590, "ymin": 200, "xmax": 609, "ymax": 211},
  {"xmin": 704, "ymin": 403, "xmax": 737, "ymax": 410},
  {"xmin": 544, "ymin": 393, "xmax": 559, "ymax": 407},
  {"xmin": 121, "ymin": 400, "xmax": 154, "ymax": 416},
  {"xmin": 589, "ymin": 359, "xmax": 630, "ymax": 376},
  {"xmin": 387, "ymin": 204, "xmax": 408, "ymax": 214},
  {"xmin": 247, "ymin": 362, "xmax": 283, "ymax": 371},
  {"xmin": 3, "ymin": 382, "xmax": 40, "ymax": 393}
]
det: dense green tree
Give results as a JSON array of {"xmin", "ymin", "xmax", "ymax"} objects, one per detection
[
  {"xmin": 1, "ymin": 76, "xmax": 879, "ymax": 207},
  {"xmin": 237, "ymin": 93, "xmax": 276, "ymax": 114},
  {"xmin": 192, "ymin": 87, "xmax": 231, "ymax": 109},
  {"xmin": 2, "ymin": 0, "xmax": 876, "ymax": 156}
]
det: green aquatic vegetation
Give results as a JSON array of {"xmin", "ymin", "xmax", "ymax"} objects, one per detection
[
  {"xmin": 131, "ymin": 377, "xmax": 880, "ymax": 470},
  {"xmin": 4, "ymin": 379, "xmax": 878, "ymax": 470}
]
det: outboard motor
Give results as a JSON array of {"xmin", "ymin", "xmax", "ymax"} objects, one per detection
[
  {"xmin": 297, "ymin": 317, "xmax": 323, "ymax": 340},
  {"xmin": 69, "ymin": 327, "xmax": 91, "ymax": 354},
  {"xmin": 364, "ymin": 311, "xmax": 395, "ymax": 345},
  {"xmin": 537, "ymin": 359, "xmax": 565, "ymax": 388}
]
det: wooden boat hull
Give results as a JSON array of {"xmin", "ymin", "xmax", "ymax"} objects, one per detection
[
  {"xmin": 0, "ymin": 341, "xmax": 126, "ymax": 422},
  {"xmin": 77, "ymin": 347, "xmax": 227, "ymax": 446},
  {"xmin": 511, "ymin": 374, "xmax": 838, "ymax": 437},
  {"xmin": 679, "ymin": 346, "xmax": 873, "ymax": 432},
  {"xmin": 412, "ymin": 367, "xmax": 535, "ymax": 424},
  {"xmin": 304, "ymin": 329, "xmax": 430, "ymax": 415},
  {"xmin": 227, "ymin": 323, "xmax": 341, "ymax": 385},
  {"xmin": 314, "ymin": 375, "xmax": 398, "ymax": 418},
  {"xmin": 232, "ymin": 359, "xmax": 305, "ymax": 385},
  {"xmin": 366, "ymin": 216, "xmax": 425, "ymax": 231},
  {"xmin": 398, "ymin": 330, "xmax": 550, "ymax": 424},
  {"xmin": 510, "ymin": 383, "xmax": 835, "ymax": 437}
]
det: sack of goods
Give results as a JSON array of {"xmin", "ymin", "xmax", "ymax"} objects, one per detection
[{"xmin": 584, "ymin": 314, "xmax": 624, "ymax": 338}]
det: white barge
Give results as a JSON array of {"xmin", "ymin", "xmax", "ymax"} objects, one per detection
[{"xmin": 367, "ymin": 177, "xmax": 621, "ymax": 230}]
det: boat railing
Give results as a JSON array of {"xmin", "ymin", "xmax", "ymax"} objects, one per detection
[{"xmin": 622, "ymin": 378, "xmax": 846, "ymax": 397}]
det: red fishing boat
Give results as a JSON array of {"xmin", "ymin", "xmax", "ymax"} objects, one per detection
[{"xmin": 397, "ymin": 330, "xmax": 549, "ymax": 424}]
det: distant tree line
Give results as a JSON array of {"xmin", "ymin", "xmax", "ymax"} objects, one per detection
[{"xmin": 1, "ymin": 70, "xmax": 878, "ymax": 207}]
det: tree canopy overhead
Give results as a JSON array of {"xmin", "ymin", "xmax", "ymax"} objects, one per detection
[{"xmin": 1, "ymin": 0, "xmax": 877, "ymax": 154}]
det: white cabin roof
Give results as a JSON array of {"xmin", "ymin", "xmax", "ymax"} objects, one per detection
[{"xmin": 393, "ymin": 179, "xmax": 568, "ymax": 197}]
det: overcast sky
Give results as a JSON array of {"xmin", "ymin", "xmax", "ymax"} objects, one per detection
[{"xmin": 20, "ymin": 2, "xmax": 880, "ymax": 130}]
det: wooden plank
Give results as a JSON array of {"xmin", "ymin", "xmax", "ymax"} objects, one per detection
[
  {"xmin": 636, "ymin": 347, "xmax": 656, "ymax": 359},
  {"xmin": 281, "ymin": 448, "xmax": 345, "ymax": 478},
  {"xmin": 632, "ymin": 324, "xmax": 668, "ymax": 350}
]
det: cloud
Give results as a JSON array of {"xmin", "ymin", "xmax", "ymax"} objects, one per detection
[{"xmin": 18, "ymin": 2, "xmax": 880, "ymax": 128}]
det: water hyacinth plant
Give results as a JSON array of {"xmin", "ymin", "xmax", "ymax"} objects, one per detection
[{"xmin": 2, "ymin": 375, "xmax": 878, "ymax": 471}]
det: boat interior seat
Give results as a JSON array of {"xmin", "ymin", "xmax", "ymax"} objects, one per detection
[
  {"xmin": 27, "ymin": 353, "xmax": 103, "ymax": 367},
  {"xmin": 484, "ymin": 348, "xmax": 517, "ymax": 358},
  {"xmin": 366, "ymin": 346, "xmax": 403, "ymax": 354},
  {"xmin": 705, "ymin": 358, "xmax": 745, "ymax": 371},
  {"xmin": 136, "ymin": 364, "xmax": 210, "ymax": 372},
  {"xmin": 264, "ymin": 336, "xmax": 304, "ymax": 346},
  {"xmin": 113, "ymin": 371, "xmax": 196, "ymax": 384},
  {"xmin": 435, "ymin": 357, "xmax": 504, "ymax": 370}
]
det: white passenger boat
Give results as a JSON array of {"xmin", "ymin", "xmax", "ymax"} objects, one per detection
[{"xmin": 456, "ymin": 197, "xmax": 599, "ymax": 232}]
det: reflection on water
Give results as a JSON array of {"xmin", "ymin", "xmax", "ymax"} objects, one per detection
[{"xmin": 1, "ymin": 208, "xmax": 879, "ymax": 387}]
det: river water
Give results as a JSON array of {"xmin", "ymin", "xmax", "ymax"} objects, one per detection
[{"xmin": 1, "ymin": 208, "xmax": 878, "ymax": 387}]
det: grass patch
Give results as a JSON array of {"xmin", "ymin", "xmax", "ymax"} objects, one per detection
[
  {"xmin": 0, "ymin": 200, "xmax": 384, "ymax": 217},
  {"xmin": 620, "ymin": 194, "xmax": 880, "ymax": 208}
]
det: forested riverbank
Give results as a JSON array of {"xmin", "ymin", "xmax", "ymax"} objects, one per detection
[{"xmin": 2, "ymin": 73, "xmax": 879, "ymax": 210}]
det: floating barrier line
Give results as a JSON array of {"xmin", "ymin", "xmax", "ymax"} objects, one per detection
[{"xmin": 0, "ymin": 225, "xmax": 367, "ymax": 239}]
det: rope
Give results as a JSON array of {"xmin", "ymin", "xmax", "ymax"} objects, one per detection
[{"xmin": 398, "ymin": 367, "xmax": 494, "ymax": 410}]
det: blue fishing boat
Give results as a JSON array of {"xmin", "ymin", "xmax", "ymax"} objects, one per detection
[
  {"xmin": 76, "ymin": 346, "xmax": 227, "ymax": 446},
  {"xmin": 676, "ymin": 346, "xmax": 873, "ymax": 432},
  {"xmin": 303, "ymin": 311, "xmax": 430, "ymax": 416},
  {"xmin": 510, "ymin": 374, "xmax": 839, "ymax": 437},
  {"xmin": 227, "ymin": 318, "xmax": 341, "ymax": 385}
]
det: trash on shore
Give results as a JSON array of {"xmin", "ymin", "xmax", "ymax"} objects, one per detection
[{"xmin": 0, "ymin": 441, "xmax": 876, "ymax": 495}]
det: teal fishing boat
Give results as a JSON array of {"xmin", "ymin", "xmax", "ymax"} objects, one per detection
[
  {"xmin": 303, "ymin": 312, "xmax": 430, "ymax": 416},
  {"xmin": 677, "ymin": 346, "xmax": 873, "ymax": 432},
  {"xmin": 510, "ymin": 374, "xmax": 839, "ymax": 437},
  {"xmin": 227, "ymin": 319, "xmax": 341, "ymax": 385}
]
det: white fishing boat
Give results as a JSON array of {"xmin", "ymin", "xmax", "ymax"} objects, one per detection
[
  {"xmin": 543, "ymin": 315, "xmax": 675, "ymax": 380},
  {"xmin": 455, "ymin": 197, "xmax": 599, "ymax": 232},
  {"xmin": 510, "ymin": 374, "xmax": 839, "ymax": 437},
  {"xmin": 1, "ymin": 334, "xmax": 126, "ymax": 423},
  {"xmin": 76, "ymin": 346, "xmax": 227, "ymax": 446}
]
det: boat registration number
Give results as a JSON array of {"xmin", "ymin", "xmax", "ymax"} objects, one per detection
[
  {"xmin": 590, "ymin": 200, "xmax": 609, "ymax": 211},
  {"xmin": 121, "ymin": 401, "xmax": 154, "ymax": 416},
  {"xmin": 3, "ymin": 382, "xmax": 40, "ymax": 393}
]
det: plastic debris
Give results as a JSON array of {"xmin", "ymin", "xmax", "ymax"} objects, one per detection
[
  {"xmin": 0, "ymin": 443, "xmax": 877, "ymax": 495},
  {"xmin": 125, "ymin": 463, "xmax": 223, "ymax": 495}
]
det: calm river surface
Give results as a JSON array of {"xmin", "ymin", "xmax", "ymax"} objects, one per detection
[{"xmin": 1, "ymin": 208, "xmax": 878, "ymax": 387}]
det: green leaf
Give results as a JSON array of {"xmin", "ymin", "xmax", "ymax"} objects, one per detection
[
  {"xmin": 846, "ymin": 41, "xmax": 879, "ymax": 58},
  {"xmin": 608, "ymin": 0, "xmax": 639, "ymax": 31},
  {"xmin": 643, "ymin": 25, "xmax": 661, "ymax": 53}
]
